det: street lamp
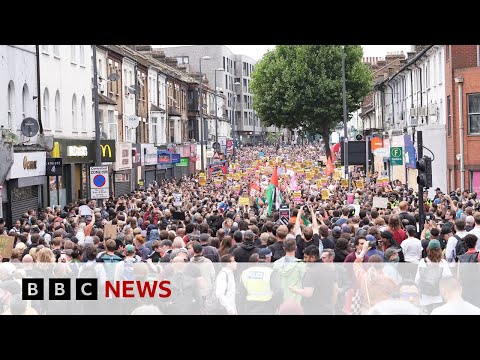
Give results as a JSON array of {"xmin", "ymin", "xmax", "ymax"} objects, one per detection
[
  {"xmin": 199, "ymin": 55, "xmax": 211, "ymax": 172},
  {"xmin": 341, "ymin": 45, "xmax": 350, "ymax": 193},
  {"xmin": 214, "ymin": 68, "xmax": 224, "ymax": 144},
  {"xmin": 232, "ymin": 81, "xmax": 241, "ymax": 163}
]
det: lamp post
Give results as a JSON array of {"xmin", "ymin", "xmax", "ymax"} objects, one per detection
[
  {"xmin": 199, "ymin": 56, "xmax": 211, "ymax": 172},
  {"xmin": 214, "ymin": 68, "xmax": 224, "ymax": 143},
  {"xmin": 341, "ymin": 45, "xmax": 350, "ymax": 193},
  {"xmin": 232, "ymin": 81, "xmax": 241, "ymax": 163}
]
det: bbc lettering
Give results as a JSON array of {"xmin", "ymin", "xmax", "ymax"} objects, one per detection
[{"xmin": 22, "ymin": 278, "xmax": 98, "ymax": 300}]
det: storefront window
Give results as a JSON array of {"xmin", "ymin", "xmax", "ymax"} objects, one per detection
[{"xmin": 49, "ymin": 176, "xmax": 66, "ymax": 207}]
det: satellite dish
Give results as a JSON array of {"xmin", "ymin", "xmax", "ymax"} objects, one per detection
[
  {"xmin": 21, "ymin": 117, "xmax": 39, "ymax": 137},
  {"xmin": 127, "ymin": 85, "xmax": 137, "ymax": 95},
  {"xmin": 127, "ymin": 115, "xmax": 139, "ymax": 129},
  {"xmin": 108, "ymin": 73, "xmax": 119, "ymax": 82}
]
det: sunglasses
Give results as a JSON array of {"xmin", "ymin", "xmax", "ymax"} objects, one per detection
[{"xmin": 400, "ymin": 292, "xmax": 419, "ymax": 299}]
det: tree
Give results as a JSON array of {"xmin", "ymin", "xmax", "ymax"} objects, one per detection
[{"xmin": 250, "ymin": 45, "xmax": 373, "ymax": 159}]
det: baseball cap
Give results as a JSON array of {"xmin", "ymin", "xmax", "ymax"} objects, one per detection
[
  {"xmin": 428, "ymin": 239, "xmax": 441, "ymax": 250},
  {"xmin": 384, "ymin": 247, "xmax": 401, "ymax": 259},
  {"xmin": 366, "ymin": 235, "xmax": 376, "ymax": 242},
  {"xmin": 258, "ymin": 248, "xmax": 272, "ymax": 259},
  {"xmin": 125, "ymin": 244, "xmax": 135, "ymax": 253}
]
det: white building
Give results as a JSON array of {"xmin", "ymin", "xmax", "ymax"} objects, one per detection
[
  {"xmin": 0, "ymin": 45, "xmax": 44, "ymax": 222},
  {"xmin": 374, "ymin": 45, "xmax": 446, "ymax": 196},
  {"xmin": 122, "ymin": 55, "xmax": 137, "ymax": 143}
]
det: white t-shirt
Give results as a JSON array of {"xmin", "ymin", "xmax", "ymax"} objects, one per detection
[
  {"xmin": 401, "ymin": 236, "xmax": 423, "ymax": 263},
  {"xmin": 468, "ymin": 227, "xmax": 480, "ymax": 251},
  {"xmin": 431, "ymin": 300, "xmax": 480, "ymax": 315},
  {"xmin": 415, "ymin": 258, "xmax": 452, "ymax": 306}
]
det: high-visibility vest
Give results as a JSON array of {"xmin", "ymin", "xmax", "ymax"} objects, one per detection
[{"xmin": 241, "ymin": 266, "xmax": 273, "ymax": 301}]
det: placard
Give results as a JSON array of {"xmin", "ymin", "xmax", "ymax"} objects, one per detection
[
  {"xmin": 0, "ymin": 235, "xmax": 15, "ymax": 258},
  {"xmin": 239, "ymin": 197, "xmax": 250, "ymax": 206},
  {"xmin": 173, "ymin": 193, "xmax": 182, "ymax": 207},
  {"xmin": 372, "ymin": 196, "xmax": 389, "ymax": 209},
  {"xmin": 79, "ymin": 205, "xmax": 92, "ymax": 216},
  {"xmin": 104, "ymin": 224, "xmax": 118, "ymax": 242},
  {"xmin": 356, "ymin": 180, "xmax": 364, "ymax": 189},
  {"xmin": 199, "ymin": 174, "xmax": 206, "ymax": 186},
  {"xmin": 293, "ymin": 191, "xmax": 302, "ymax": 203},
  {"xmin": 321, "ymin": 189, "xmax": 330, "ymax": 200},
  {"xmin": 341, "ymin": 179, "xmax": 348, "ymax": 187}
]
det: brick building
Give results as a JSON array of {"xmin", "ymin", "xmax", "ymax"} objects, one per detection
[{"xmin": 445, "ymin": 45, "xmax": 480, "ymax": 193}]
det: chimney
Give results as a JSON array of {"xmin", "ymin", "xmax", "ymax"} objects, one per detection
[
  {"xmin": 414, "ymin": 45, "xmax": 429, "ymax": 53},
  {"xmin": 407, "ymin": 52, "xmax": 416, "ymax": 61},
  {"xmin": 135, "ymin": 45, "xmax": 153, "ymax": 52}
]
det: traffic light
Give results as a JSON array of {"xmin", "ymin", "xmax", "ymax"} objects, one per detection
[{"xmin": 417, "ymin": 156, "xmax": 432, "ymax": 188}]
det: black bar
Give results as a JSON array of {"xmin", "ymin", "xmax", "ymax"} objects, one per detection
[{"xmin": 56, "ymin": 175, "xmax": 60, "ymax": 208}]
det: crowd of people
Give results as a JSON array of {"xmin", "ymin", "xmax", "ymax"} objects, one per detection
[{"xmin": 1, "ymin": 143, "xmax": 480, "ymax": 315}]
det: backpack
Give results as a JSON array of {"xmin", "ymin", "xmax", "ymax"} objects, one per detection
[
  {"xmin": 457, "ymin": 252, "xmax": 479, "ymax": 263},
  {"xmin": 418, "ymin": 260, "xmax": 443, "ymax": 296},
  {"xmin": 454, "ymin": 235, "xmax": 468, "ymax": 260}
]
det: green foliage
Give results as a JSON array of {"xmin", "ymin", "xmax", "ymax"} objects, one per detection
[
  {"xmin": 265, "ymin": 132, "xmax": 276, "ymax": 144},
  {"xmin": 250, "ymin": 45, "xmax": 373, "ymax": 157}
]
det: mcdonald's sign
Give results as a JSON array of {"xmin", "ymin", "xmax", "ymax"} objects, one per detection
[{"xmin": 100, "ymin": 140, "xmax": 116, "ymax": 162}]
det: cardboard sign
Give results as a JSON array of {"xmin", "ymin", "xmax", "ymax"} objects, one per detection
[
  {"xmin": 239, "ymin": 197, "xmax": 250, "ymax": 206},
  {"xmin": 214, "ymin": 178, "xmax": 223, "ymax": 187},
  {"xmin": 293, "ymin": 191, "xmax": 302, "ymax": 203},
  {"xmin": 199, "ymin": 174, "xmax": 207, "ymax": 186},
  {"xmin": 377, "ymin": 177, "xmax": 389, "ymax": 188},
  {"xmin": 104, "ymin": 224, "xmax": 117, "ymax": 241},
  {"xmin": 0, "ymin": 235, "xmax": 15, "ymax": 258},
  {"xmin": 321, "ymin": 189, "xmax": 330, "ymax": 200},
  {"xmin": 333, "ymin": 170, "xmax": 342, "ymax": 181},
  {"xmin": 79, "ymin": 205, "xmax": 92, "ymax": 216},
  {"xmin": 233, "ymin": 184, "xmax": 241, "ymax": 192},
  {"xmin": 306, "ymin": 171, "xmax": 313, "ymax": 181},
  {"xmin": 321, "ymin": 177, "xmax": 328, "ymax": 187},
  {"xmin": 356, "ymin": 180, "xmax": 364, "ymax": 189},
  {"xmin": 341, "ymin": 179, "xmax": 348, "ymax": 187},
  {"xmin": 373, "ymin": 196, "xmax": 389, "ymax": 209}
]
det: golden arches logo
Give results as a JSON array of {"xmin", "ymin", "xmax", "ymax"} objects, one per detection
[{"xmin": 101, "ymin": 144, "xmax": 112, "ymax": 158}]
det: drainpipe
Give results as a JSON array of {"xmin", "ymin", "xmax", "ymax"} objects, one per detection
[
  {"xmin": 413, "ymin": 63, "xmax": 423, "ymax": 108},
  {"xmin": 35, "ymin": 45, "xmax": 43, "ymax": 134},
  {"xmin": 387, "ymin": 83, "xmax": 395, "ymax": 125},
  {"xmin": 455, "ymin": 77, "xmax": 464, "ymax": 193}
]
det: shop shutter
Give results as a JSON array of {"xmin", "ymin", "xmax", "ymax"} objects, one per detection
[
  {"xmin": 115, "ymin": 180, "xmax": 131, "ymax": 197},
  {"xmin": 11, "ymin": 186, "xmax": 39, "ymax": 222},
  {"xmin": 145, "ymin": 170, "xmax": 155, "ymax": 187}
]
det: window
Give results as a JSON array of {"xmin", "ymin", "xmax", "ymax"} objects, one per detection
[
  {"xmin": 71, "ymin": 46, "xmax": 76, "ymax": 63},
  {"xmin": 72, "ymin": 94, "xmax": 77, "ymax": 130},
  {"xmin": 151, "ymin": 117, "xmax": 158, "ymax": 144},
  {"xmin": 99, "ymin": 109, "xmax": 104, "ymax": 135},
  {"xmin": 468, "ymin": 93, "xmax": 480, "ymax": 134},
  {"xmin": 55, "ymin": 91, "xmax": 61, "ymax": 130},
  {"xmin": 446, "ymin": 45, "xmax": 450, "ymax": 61},
  {"xmin": 108, "ymin": 110, "xmax": 117, "ymax": 141},
  {"xmin": 42, "ymin": 45, "xmax": 49, "ymax": 54},
  {"xmin": 22, "ymin": 84, "xmax": 29, "ymax": 119},
  {"xmin": 176, "ymin": 56, "xmax": 189, "ymax": 65},
  {"xmin": 81, "ymin": 96, "xmax": 86, "ymax": 131},
  {"xmin": 169, "ymin": 119, "xmax": 175, "ymax": 143},
  {"xmin": 80, "ymin": 45, "xmax": 85, "ymax": 65},
  {"xmin": 53, "ymin": 45, "xmax": 60, "ymax": 57},
  {"xmin": 7, "ymin": 81, "xmax": 14, "ymax": 128},
  {"xmin": 43, "ymin": 88, "xmax": 50, "ymax": 128}
]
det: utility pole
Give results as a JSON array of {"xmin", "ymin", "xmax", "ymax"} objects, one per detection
[
  {"xmin": 341, "ymin": 45, "xmax": 350, "ymax": 193},
  {"xmin": 92, "ymin": 45, "xmax": 103, "ymax": 208},
  {"xmin": 417, "ymin": 130, "xmax": 424, "ymax": 235}
]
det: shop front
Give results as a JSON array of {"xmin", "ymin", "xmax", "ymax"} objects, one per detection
[
  {"xmin": 113, "ymin": 142, "xmax": 132, "ymax": 197},
  {"xmin": 51, "ymin": 139, "xmax": 95, "ymax": 204},
  {"xmin": 141, "ymin": 144, "xmax": 158, "ymax": 188},
  {"xmin": 4, "ymin": 151, "xmax": 47, "ymax": 226},
  {"xmin": 132, "ymin": 144, "xmax": 141, "ymax": 190},
  {"xmin": 157, "ymin": 150, "xmax": 173, "ymax": 181}
]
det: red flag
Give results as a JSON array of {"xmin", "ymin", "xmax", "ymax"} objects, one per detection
[
  {"xmin": 270, "ymin": 167, "xmax": 279, "ymax": 187},
  {"xmin": 326, "ymin": 156, "xmax": 334, "ymax": 176},
  {"xmin": 329, "ymin": 147, "xmax": 336, "ymax": 162}
]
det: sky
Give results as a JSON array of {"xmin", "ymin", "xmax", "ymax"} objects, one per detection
[{"xmin": 157, "ymin": 45, "xmax": 413, "ymax": 61}]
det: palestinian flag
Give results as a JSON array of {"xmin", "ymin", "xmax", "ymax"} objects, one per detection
[{"xmin": 265, "ymin": 167, "xmax": 283, "ymax": 216}]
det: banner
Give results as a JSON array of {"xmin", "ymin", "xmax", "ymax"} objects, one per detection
[{"xmin": 207, "ymin": 161, "xmax": 228, "ymax": 178}]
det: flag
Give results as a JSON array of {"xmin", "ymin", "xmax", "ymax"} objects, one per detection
[
  {"xmin": 326, "ymin": 155, "xmax": 334, "ymax": 176},
  {"xmin": 265, "ymin": 168, "xmax": 283, "ymax": 216},
  {"xmin": 290, "ymin": 173, "xmax": 298, "ymax": 191}
]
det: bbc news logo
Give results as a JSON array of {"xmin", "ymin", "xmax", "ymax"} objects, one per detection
[
  {"xmin": 22, "ymin": 279, "xmax": 98, "ymax": 300},
  {"xmin": 22, "ymin": 279, "xmax": 172, "ymax": 300}
]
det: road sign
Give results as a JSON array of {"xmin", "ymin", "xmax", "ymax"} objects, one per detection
[
  {"xmin": 390, "ymin": 147, "xmax": 403, "ymax": 165},
  {"xmin": 90, "ymin": 166, "xmax": 109, "ymax": 199},
  {"xmin": 46, "ymin": 158, "xmax": 62, "ymax": 176}
]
